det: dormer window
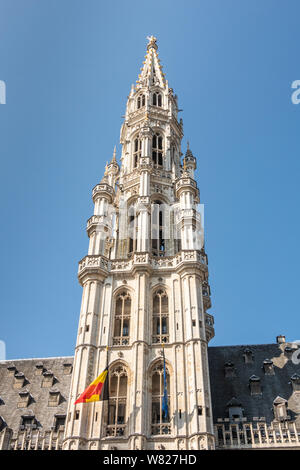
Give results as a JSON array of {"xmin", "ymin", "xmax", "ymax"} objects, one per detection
[
  {"xmin": 20, "ymin": 415, "xmax": 37, "ymax": 431},
  {"xmin": 18, "ymin": 390, "xmax": 32, "ymax": 408},
  {"xmin": 13, "ymin": 372, "xmax": 25, "ymax": 389},
  {"xmin": 35, "ymin": 363, "xmax": 44, "ymax": 376},
  {"xmin": 273, "ymin": 396, "xmax": 288, "ymax": 421},
  {"xmin": 7, "ymin": 365, "xmax": 17, "ymax": 376},
  {"xmin": 263, "ymin": 359, "xmax": 275, "ymax": 376},
  {"xmin": 152, "ymin": 92, "xmax": 162, "ymax": 107},
  {"xmin": 226, "ymin": 397, "xmax": 244, "ymax": 421},
  {"xmin": 137, "ymin": 94, "xmax": 145, "ymax": 109},
  {"xmin": 48, "ymin": 388, "xmax": 62, "ymax": 407},
  {"xmin": 152, "ymin": 133, "xmax": 163, "ymax": 168},
  {"xmin": 54, "ymin": 414, "xmax": 66, "ymax": 432},
  {"xmin": 276, "ymin": 335, "xmax": 286, "ymax": 344},
  {"xmin": 224, "ymin": 362, "xmax": 236, "ymax": 378},
  {"xmin": 63, "ymin": 362, "xmax": 73, "ymax": 375},
  {"xmin": 42, "ymin": 371, "xmax": 54, "ymax": 388},
  {"xmin": 249, "ymin": 375, "xmax": 262, "ymax": 395},
  {"xmin": 243, "ymin": 348, "xmax": 254, "ymax": 364},
  {"xmin": 291, "ymin": 373, "xmax": 300, "ymax": 392},
  {"xmin": 284, "ymin": 346, "xmax": 296, "ymax": 359}
]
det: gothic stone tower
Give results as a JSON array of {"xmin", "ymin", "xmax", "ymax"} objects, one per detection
[{"xmin": 63, "ymin": 36, "xmax": 215, "ymax": 451}]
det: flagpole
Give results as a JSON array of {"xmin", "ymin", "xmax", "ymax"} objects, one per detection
[{"xmin": 161, "ymin": 342, "xmax": 169, "ymax": 422}]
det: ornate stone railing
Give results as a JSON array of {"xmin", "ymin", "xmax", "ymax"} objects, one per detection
[
  {"xmin": 78, "ymin": 250, "xmax": 208, "ymax": 277},
  {"xmin": 214, "ymin": 421, "xmax": 300, "ymax": 449},
  {"xmin": 0, "ymin": 427, "xmax": 65, "ymax": 450},
  {"xmin": 92, "ymin": 183, "xmax": 114, "ymax": 201},
  {"xmin": 175, "ymin": 177, "xmax": 197, "ymax": 191},
  {"xmin": 105, "ymin": 424, "xmax": 127, "ymax": 438},
  {"xmin": 175, "ymin": 208, "xmax": 201, "ymax": 224},
  {"xmin": 151, "ymin": 423, "xmax": 171, "ymax": 436},
  {"xmin": 78, "ymin": 255, "xmax": 111, "ymax": 273},
  {"xmin": 86, "ymin": 215, "xmax": 111, "ymax": 235},
  {"xmin": 152, "ymin": 334, "xmax": 169, "ymax": 344},
  {"xmin": 112, "ymin": 336, "xmax": 130, "ymax": 346}
]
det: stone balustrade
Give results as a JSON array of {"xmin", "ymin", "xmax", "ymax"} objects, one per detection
[
  {"xmin": 0, "ymin": 427, "xmax": 64, "ymax": 450},
  {"xmin": 78, "ymin": 250, "xmax": 208, "ymax": 277},
  {"xmin": 214, "ymin": 421, "xmax": 300, "ymax": 449}
]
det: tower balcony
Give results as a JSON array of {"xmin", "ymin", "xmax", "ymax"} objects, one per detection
[
  {"xmin": 92, "ymin": 183, "xmax": 114, "ymax": 203},
  {"xmin": 175, "ymin": 208, "xmax": 202, "ymax": 227},
  {"xmin": 175, "ymin": 176, "xmax": 198, "ymax": 198},
  {"xmin": 78, "ymin": 250, "xmax": 209, "ymax": 281},
  {"xmin": 86, "ymin": 215, "xmax": 111, "ymax": 236}
]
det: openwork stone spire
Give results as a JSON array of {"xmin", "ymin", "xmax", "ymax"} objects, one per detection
[{"xmin": 136, "ymin": 36, "xmax": 166, "ymax": 90}]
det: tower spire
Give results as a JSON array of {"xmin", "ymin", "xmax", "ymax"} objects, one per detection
[
  {"xmin": 111, "ymin": 145, "xmax": 117, "ymax": 163},
  {"xmin": 64, "ymin": 37, "xmax": 215, "ymax": 452},
  {"xmin": 136, "ymin": 36, "xmax": 166, "ymax": 89}
]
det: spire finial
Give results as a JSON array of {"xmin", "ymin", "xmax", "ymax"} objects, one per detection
[
  {"xmin": 146, "ymin": 35, "xmax": 158, "ymax": 50},
  {"xmin": 187, "ymin": 140, "xmax": 190, "ymax": 150},
  {"xmin": 112, "ymin": 146, "xmax": 116, "ymax": 162}
]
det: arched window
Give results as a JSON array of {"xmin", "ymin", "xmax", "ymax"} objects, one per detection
[
  {"xmin": 113, "ymin": 292, "xmax": 131, "ymax": 346},
  {"xmin": 151, "ymin": 200, "xmax": 165, "ymax": 256},
  {"xmin": 137, "ymin": 94, "xmax": 145, "ymax": 109},
  {"xmin": 152, "ymin": 92, "xmax": 162, "ymax": 107},
  {"xmin": 152, "ymin": 133, "xmax": 163, "ymax": 168},
  {"xmin": 152, "ymin": 289, "xmax": 169, "ymax": 343},
  {"xmin": 106, "ymin": 364, "xmax": 128, "ymax": 437},
  {"xmin": 133, "ymin": 138, "xmax": 141, "ymax": 168},
  {"xmin": 151, "ymin": 362, "xmax": 171, "ymax": 435}
]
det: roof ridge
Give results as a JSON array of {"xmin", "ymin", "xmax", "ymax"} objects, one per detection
[{"xmin": 0, "ymin": 355, "xmax": 74, "ymax": 363}]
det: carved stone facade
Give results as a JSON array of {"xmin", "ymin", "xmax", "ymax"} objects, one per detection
[
  {"xmin": 0, "ymin": 37, "xmax": 299, "ymax": 451},
  {"xmin": 62, "ymin": 36, "xmax": 214, "ymax": 450}
]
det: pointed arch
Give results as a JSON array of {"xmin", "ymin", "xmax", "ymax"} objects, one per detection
[
  {"xmin": 113, "ymin": 290, "xmax": 132, "ymax": 346},
  {"xmin": 152, "ymin": 287, "xmax": 169, "ymax": 344},
  {"xmin": 148, "ymin": 357, "xmax": 171, "ymax": 435},
  {"xmin": 133, "ymin": 137, "xmax": 142, "ymax": 168},
  {"xmin": 105, "ymin": 361, "xmax": 130, "ymax": 437},
  {"xmin": 152, "ymin": 132, "xmax": 163, "ymax": 168},
  {"xmin": 152, "ymin": 91, "xmax": 162, "ymax": 107}
]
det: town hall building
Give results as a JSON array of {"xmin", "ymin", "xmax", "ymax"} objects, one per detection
[{"xmin": 0, "ymin": 37, "xmax": 299, "ymax": 450}]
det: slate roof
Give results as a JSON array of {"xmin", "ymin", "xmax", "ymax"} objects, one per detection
[
  {"xmin": 208, "ymin": 341, "xmax": 300, "ymax": 425},
  {"xmin": 1, "ymin": 340, "xmax": 300, "ymax": 434},
  {"xmin": 0, "ymin": 357, "xmax": 73, "ymax": 433}
]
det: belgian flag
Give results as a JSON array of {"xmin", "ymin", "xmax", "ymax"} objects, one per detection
[
  {"xmin": 75, "ymin": 348, "xmax": 109, "ymax": 404},
  {"xmin": 74, "ymin": 367, "xmax": 108, "ymax": 404}
]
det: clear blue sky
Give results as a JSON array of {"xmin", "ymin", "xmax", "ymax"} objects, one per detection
[{"xmin": 0, "ymin": 0, "xmax": 299, "ymax": 359}]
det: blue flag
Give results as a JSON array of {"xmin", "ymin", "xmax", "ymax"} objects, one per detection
[{"xmin": 162, "ymin": 347, "xmax": 168, "ymax": 419}]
